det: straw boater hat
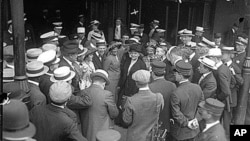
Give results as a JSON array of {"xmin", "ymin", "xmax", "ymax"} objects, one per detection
[
  {"xmin": 3, "ymin": 68, "xmax": 15, "ymax": 82},
  {"xmin": 41, "ymin": 43, "xmax": 57, "ymax": 52},
  {"xmin": 196, "ymin": 26, "xmax": 204, "ymax": 32},
  {"xmin": 37, "ymin": 50, "xmax": 60, "ymax": 66},
  {"xmin": 90, "ymin": 69, "xmax": 110, "ymax": 85},
  {"xmin": 26, "ymin": 61, "xmax": 49, "ymax": 77},
  {"xmin": 206, "ymin": 48, "xmax": 222, "ymax": 57},
  {"xmin": 221, "ymin": 46, "xmax": 237, "ymax": 54},
  {"xmin": 3, "ymin": 100, "xmax": 36, "ymax": 140},
  {"xmin": 180, "ymin": 29, "xmax": 194, "ymax": 36},
  {"xmin": 26, "ymin": 48, "xmax": 43, "ymax": 62},
  {"xmin": 198, "ymin": 56, "xmax": 217, "ymax": 70},
  {"xmin": 50, "ymin": 66, "xmax": 75, "ymax": 82}
]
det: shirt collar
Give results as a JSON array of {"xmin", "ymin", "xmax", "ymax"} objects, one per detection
[
  {"xmin": 154, "ymin": 76, "xmax": 165, "ymax": 80},
  {"xmin": 203, "ymin": 120, "xmax": 220, "ymax": 132},
  {"xmin": 225, "ymin": 60, "xmax": 232, "ymax": 67},
  {"xmin": 28, "ymin": 80, "xmax": 39, "ymax": 86},
  {"xmin": 189, "ymin": 52, "xmax": 195, "ymax": 61},
  {"xmin": 203, "ymin": 71, "xmax": 211, "ymax": 78},
  {"xmin": 139, "ymin": 86, "xmax": 150, "ymax": 91},
  {"xmin": 63, "ymin": 56, "xmax": 73, "ymax": 67},
  {"xmin": 215, "ymin": 61, "xmax": 223, "ymax": 69},
  {"xmin": 179, "ymin": 79, "xmax": 189, "ymax": 84},
  {"xmin": 51, "ymin": 103, "xmax": 65, "ymax": 109}
]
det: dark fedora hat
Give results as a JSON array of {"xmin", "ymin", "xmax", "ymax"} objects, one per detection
[
  {"xmin": 90, "ymin": 69, "xmax": 110, "ymax": 85},
  {"xmin": 129, "ymin": 44, "xmax": 142, "ymax": 53},
  {"xmin": 61, "ymin": 40, "xmax": 81, "ymax": 54},
  {"xmin": 3, "ymin": 100, "xmax": 36, "ymax": 139}
]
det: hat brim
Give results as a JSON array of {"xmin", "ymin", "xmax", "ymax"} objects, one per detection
[
  {"xmin": 78, "ymin": 48, "xmax": 88, "ymax": 56},
  {"xmin": 3, "ymin": 122, "xmax": 36, "ymax": 139},
  {"xmin": 90, "ymin": 73, "xmax": 110, "ymax": 85},
  {"xmin": 180, "ymin": 34, "xmax": 195, "ymax": 36},
  {"xmin": 26, "ymin": 66, "xmax": 49, "ymax": 77},
  {"xmin": 199, "ymin": 60, "xmax": 217, "ymax": 70},
  {"xmin": 50, "ymin": 71, "xmax": 76, "ymax": 83},
  {"xmin": 3, "ymin": 79, "xmax": 14, "ymax": 83}
]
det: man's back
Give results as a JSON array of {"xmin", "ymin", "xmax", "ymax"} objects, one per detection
[{"xmin": 30, "ymin": 104, "xmax": 86, "ymax": 141}]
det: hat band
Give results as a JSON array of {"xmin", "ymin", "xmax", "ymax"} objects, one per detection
[
  {"xmin": 26, "ymin": 67, "xmax": 44, "ymax": 74},
  {"xmin": 54, "ymin": 72, "xmax": 71, "ymax": 80},
  {"xmin": 3, "ymin": 76, "xmax": 14, "ymax": 80},
  {"xmin": 3, "ymin": 123, "xmax": 30, "ymax": 132},
  {"xmin": 27, "ymin": 55, "xmax": 38, "ymax": 60},
  {"xmin": 44, "ymin": 56, "xmax": 57, "ymax": 66}
]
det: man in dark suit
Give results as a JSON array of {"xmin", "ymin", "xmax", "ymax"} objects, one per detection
[
  {"xmin": 59, "ymin": 40, "xmax": 84, "ymax": 93},
  {"xmin": 221, "ymin": 46, "xmax": 244, "ymax": 124},
  {"xmin": 224, "ymin": 23, "xmax": 239, "ymax": 47},
  {"xmin": 214, "ymin": 33, "xmax": 225, "ymax": 48},
  {"xmin": 170, "ymin": 60, "xmax": 204, "ymax": 141},
  {"xmin": 26, "ymin": 61, "xmax": 48, "ymax": 110},
  {"xmin": 149, "ymin": 61, "xmax": 176, "ymax": 139},
  {"xmin": 206, "ymin": 48, "xmax": 232, "ymax": 138},
  {"xmin": 30, "ymin": 81, "xmax": 87, "ymax": 141},
  {"xmin": 92, "ymin": 41, "xmax": 107, "ymax": 69},
  {"xmin": 233, "ymin": 40, "xmax": 247, "ymax": 70},
  {"xmin": 72, "ymin": 14, "xmax": 85, "ymax": 34},
  {"xmin": 192, "ymin": 26, "xmax": 205, "ymax": 44},
  {"xmin": 197, "ymin": 98, "xmax": 227, "ymax": 141},
  {"xmin": 113, "ymin": 17, "xmax": 127, "ymax": 42},
  {"xmin": 197, "ymin": 56, "xmax": 217, "ymax": 99}
]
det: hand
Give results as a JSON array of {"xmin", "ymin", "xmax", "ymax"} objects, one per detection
[
  {"xmin": 188, "ymin": 118, "xmax": 199, "ymax": 130},
  {"xmin": 229, "ymin": 67, "xmax": 236, "ymax": 75}
]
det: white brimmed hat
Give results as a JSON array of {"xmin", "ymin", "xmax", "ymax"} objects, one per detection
[
  {"xmin": 180, "ymin": 29, "xmax": 194, "ymax": 36},
  {"xmin": 130, "ymin": 23, "xmax": 140, "ymax": 28},
  {"xmin": 49, "ymin": 81, "xmax": 72, "ymax": 103},
  {"xmin": 26, "ymin": 61, "xmax": 49, "ymax": 77},
  {"xmin": 40, "ymin": 31, "xmax": 57, "ymax": 39},
  {"xmin": 3, "ymin": 68, "xmax": 15, "ymax": 82},
  {"xmin": 26, "ymin": 48, "xmax": 43, "ymax": 62},
  {"xmin": 50, "ymin": 66, "xmax": 75, "ymax": 82},
  {"xmin": 206, "ymin": 48, "xmax": 222, "ymax": 57},
  {"xmin": 156, "ymin": 29, "xmax": 166, "ymax": 33},
  {"xmin": 196, "ymin": 26, "xmax": 204, "ymax": 32},
  {"xmin": 41, "ymin": 43, "xmax": 57, "ymax": 52},
  {"xmin": 37, "ymin": 50, "xmax": 60, "ymax": 66},
  {"xmin": 198, "ymin": 57, "xmax": 217, "ymax": 70},
  {"xmin": 77, "ymin": 27, "xmax": 85, "ymax": 33}
]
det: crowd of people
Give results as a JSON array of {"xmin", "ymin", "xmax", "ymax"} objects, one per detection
[{"xmin": 2, "ymin": 11, "xmax": 249, "ymax": 141}]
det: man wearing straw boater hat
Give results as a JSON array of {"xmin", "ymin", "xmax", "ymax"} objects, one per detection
[
  {"xmin": 205, "ymin": 48, "xmax": 232, "ymax": 138},
  {"xmin": 197, "ymin": 56, "xmax": 217, "ymax": 99},
  {"xmin": 192, "ymin": 26, "xmax": 205, "ymax": 44},
  {"xmin": 221, "ymin": 46, "xmax": 244, "ymax": 125},
  {"xmin": 122, "ymin": 69, "xmax": 164, "ymax": 141},
  {"xmin": 30, "ymin": 81, "xmax": 87, "ymax": 141},
  {"xmin": 80, "ymin": 69, "xmax": 118, "ymax": 141},
  {"xmin": 178, "ymin": 29, "xmax": 196, "ymax": 48},
  {"xmin": 197, "ymin": 98, "xmax": 227, "ymax": 141},
  {"xmin": 233, "ymin": 39, "xmax": 247, "ymax": 70},
  {"xmin": 26, "ymin": 61, "xmax": 48, "ymax": 109},
  {"xmin": 26, "ymin": 48, "xmax": 43, "ymax": 63},
  {"xmin": 170, "ymin": 60, "xmax": 204, "ymax": 141},
  {"xmin": 3, "ymin": 100, "xmax": 36, "ymax": 141},
  {"xmin": 38, "ymin": 50, "xmax": 60, "ymax": 103}
]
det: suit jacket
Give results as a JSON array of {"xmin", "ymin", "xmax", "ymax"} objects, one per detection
[
  {"xmin": 233, "ymin": 52, "xmax": 246, "ymax": 70},
  {"xmin": 149, "ymin": 78, "xmax": 176, "ymax": 131},
  {"xmin": 113, "ymin": 24, "xmax": 128, "ymax": 41},
  {"xmin": 228, "ymin": 62, "xmax": 244, "ymax": 107},
  {"xmin": 58, "ymin": 57, "xmax": 81, "ymax": 93},
  {"xmin": 123, "ymin": 89, "xmax": 164, "ymax": 141},
  {"xmin": 213, "ymin": 64, "xmax": 231, "ymax": 111},
  {"xmin": 39, "ymin": 73, "xmax": 54, "ymax": 104},
  {"xmin": 92, "ymin": 52, "xmax": 104, "ymax": 69},
  {"xmin": 30, "ymin": 104, "xmax": 87, "ymax": 141},
  {"xmin": 79, "ymin": 84, "xmax": 119, "ymax": 141},
  {"xmin": 118, "ymin": 57, "xmax": 147, "ymax": 105},
  {"xmin": 170, "ymin": 81, "xmax": 204, "ymax": 140},
  {"xmin": 225, "ymin": 28, "xmax": 237, "ymax": 46},
  {"xmin": 164, "ymin": 58, "xmax": 176, "ymax": 83},
  {"xmin": 190, "ymin": 52, "xmax": 202, "ymax": 84},
  {"xmin": 199, "ymin": 72, "xmax": 217, "ymax": 99},
  {"xmin": 28, "ymin": 81, "xmax": 47, "ymax": 110},
  {"xmin": 196, "ymin": 123, "xmax": 227, "ymax": 141}
]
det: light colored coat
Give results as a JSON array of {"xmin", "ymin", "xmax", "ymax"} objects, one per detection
[
  {"xmin": 123, "ymin": 89, "xmax": 164, "ymax": 141},
  {"xmin": 79, "ymin": 84, "xmax": 119, "ymax": 141}
]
